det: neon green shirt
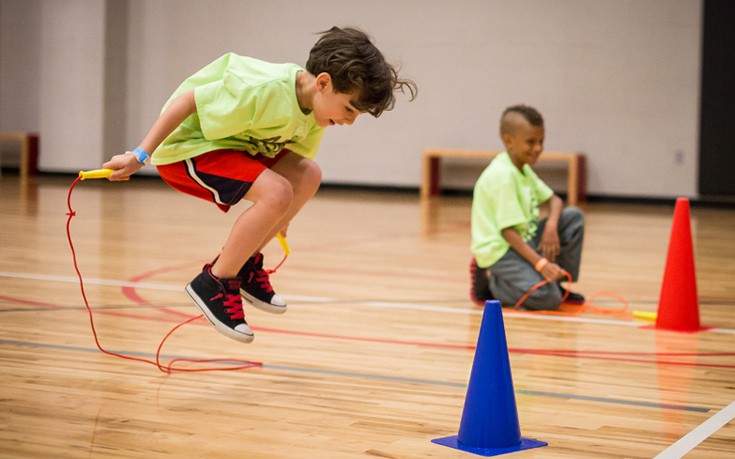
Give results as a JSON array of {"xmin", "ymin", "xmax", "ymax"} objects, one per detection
[
  {"xmin": 471, "ymin": 152, "xmax": 554, "ymax": 268},
  {"xmin": 152, "ymin": 53, "xmax": 325, "ymax": 166}
]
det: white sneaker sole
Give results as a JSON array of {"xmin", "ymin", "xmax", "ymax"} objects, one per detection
[{"xmin": 240, "ymin": 290, "xmax": 287, "ymax": 314}]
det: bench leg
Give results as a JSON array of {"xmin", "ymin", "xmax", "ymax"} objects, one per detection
[
  {"xmin": 421, "ymin": 155, "xmax": 442, "ymax": 199},
  {"xmin": 429, "ymin": 157, "xmax": 440, "ymax": 195},
  {"xmin": 567, "ymin": 157, "xmax": 577, "ymax": 206},
  {"xmin": 577, "ymin": 155, "xmax": 586, "ymax": 202},
  {"xmin": 20, "ymin": 137, "xmax": 28, "ymax": 181}
]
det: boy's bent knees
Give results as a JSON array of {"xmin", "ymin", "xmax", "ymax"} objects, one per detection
[
  {"xmin": 299, "ymin": 159, "xmax": 322, "ymax": 197},
  {"xmin": 518, "ymin": 283, "xmax": 563, "ymax": 311},
  {"xmin": 562, "ymin": 206, "xmax": 584, "ymax": 225},
  {"xmin": 563, "ymin": 207, "xmax": 585, "ymax": 232},
  {"xmin": 272, "ymin": 154, "xmax": 322, "ymax": 199},
  {"xmin": 268, "ymin": 177, "xmax": 294, "ymax": 212},
  {"xmin": 249, "ymin": 173, "xmax": 294, "ymax": 215}
]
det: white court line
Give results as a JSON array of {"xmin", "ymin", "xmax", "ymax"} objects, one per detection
[
  {"xmin": 366, "ymin": 301, "xmax": 644, "ymax": 327},
  {"xmin": 653, "ymin": 401, "xmax": 735, "ymax": 459},
  {"xmin": 360, "ymin": 301, "xmax": 735, "ymax": 333},
  {"xmin": 1, "ymin": 271, "xmax": 734, "ymax": 333}
]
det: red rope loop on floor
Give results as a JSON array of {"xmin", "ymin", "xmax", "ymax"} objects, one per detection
[{"xmin": 513, "ymin": 271, "xmax": 630, "ymax": 318}]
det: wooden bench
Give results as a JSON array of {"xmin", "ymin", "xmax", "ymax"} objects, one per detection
[
  {"xmin": 420, "ymin": 148, "xmax": 586, "ymax": 206},
  {"xmin": 0, "ymin": 132, "xmax": 39, "ymax": 181}
]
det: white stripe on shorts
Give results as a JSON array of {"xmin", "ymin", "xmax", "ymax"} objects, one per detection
[{"xmin": 184, "ymin": 158, "xmax": 225, "ymax": 205}]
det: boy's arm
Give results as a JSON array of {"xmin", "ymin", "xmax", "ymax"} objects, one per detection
[
  {"xmin": 537, "ymin": 194, "xmax": 564, "ymax": 261},
  {"xmin": 502, "ymin": 226, "xmax": 566, "ymax": 283},
  {"xmin": 103, "ymin": 90, "xmax": 197, "ymax": 181}
]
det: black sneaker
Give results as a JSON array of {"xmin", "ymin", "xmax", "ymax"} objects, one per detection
[
  {"xmin": 470, "ymin": 258, "xmax": 493, "ymax": 306},
  {"xmin": 239, "ymin": 253, "xmax": 287, "ymax": 314},
  {"xmin": 559, "ymin": 285, "xmax": 585, "ymax": 305},
  {"xmin": 185, "ymin": 264, "xmax": 254, "ymax": 343}
]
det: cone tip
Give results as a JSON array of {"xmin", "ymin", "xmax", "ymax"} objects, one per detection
[{"xmin": 484, "ymin": 299, "xmax": 501, "ymax": 308}]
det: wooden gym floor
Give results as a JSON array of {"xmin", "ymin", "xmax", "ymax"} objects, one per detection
[{"xmin": 0, "ymin": 174, "xmax": 733, "ymax": 458}]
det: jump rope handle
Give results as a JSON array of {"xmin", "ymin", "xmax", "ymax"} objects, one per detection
[
  {"xmin": 79, "ymin": 169, "xmax": 114, "ymax": 180},
  {"xmin": 276, "ymin": 232, "xmax": 291, "ymax": 255}
]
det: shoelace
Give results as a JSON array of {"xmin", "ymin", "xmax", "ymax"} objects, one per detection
[
  {"xmin": 211, "ymin": 293, "xmax": 245, "ymax": 320},
  {"xmin": 247, "ymin": 269, "xmax": 274, "ymax": 293}
]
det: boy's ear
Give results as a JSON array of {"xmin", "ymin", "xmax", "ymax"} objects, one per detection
[
  {"xmin": 315, "ymin": 72, "xmax": 332, "ymax": 92},
  {"xmin": 501, "ymin": 132, "xmax": 513, "ymax": 148}
]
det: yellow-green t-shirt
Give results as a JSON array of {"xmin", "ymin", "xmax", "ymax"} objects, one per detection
[
  {"xmin": 152, "ymin": 53, "xmax": 325, "ymax": 166},
  {"xmin": 470, "ymin": 152, "xmax": 554, "ymax": 268}
]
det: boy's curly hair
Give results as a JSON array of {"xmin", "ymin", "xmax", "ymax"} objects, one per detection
[{"xmin": 306, "ymin": 26, "xmax": 417, "ymax": 117}]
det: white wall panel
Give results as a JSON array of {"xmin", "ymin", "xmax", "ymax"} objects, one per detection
[{"xmin": 0, "ymin": 0, "xmax": 702, "ymax": 198}]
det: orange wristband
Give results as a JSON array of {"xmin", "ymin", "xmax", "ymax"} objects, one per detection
[{"xmin": 535, "ymin": 258, "xmax": 548, "ymax": 272}]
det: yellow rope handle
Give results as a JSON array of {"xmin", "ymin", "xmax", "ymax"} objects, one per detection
[
  {"xmin": 78, "ymin": 169, "xmax": 114, "ymax": 180},
  {"xmin": 276, "ymin": 232, "xmax": 291, "ymax": 255}
]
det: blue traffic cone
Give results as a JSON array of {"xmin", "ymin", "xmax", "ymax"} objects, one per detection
[{"xmin": 432, "ymin": 300, "xmax": 547, "ymax": 456}]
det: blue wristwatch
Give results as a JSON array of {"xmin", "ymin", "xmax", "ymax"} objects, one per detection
[{"xmin": 131, "ymin": 147, "xmax": 149, "ymax": 164}]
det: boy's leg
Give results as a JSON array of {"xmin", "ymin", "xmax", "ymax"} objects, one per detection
[
  {"xmin": 535, "ymin": 206, "xmax": 585, "ymax": 303},
  {"xmin": 489, "ymin": 249, "xmax": 562, "ymax": 310},
  {"xmin": 238, "ymin": 152, "xmax": 322, "ymax": 313},
  {"xmin": 213, "ymin": 168, "xmax": 294, "ymax": 278},
  {"xmin": 157, "ymin": 150, "xmax": 293, "ymax": 341},
  {"xmin": 548, "ymin": 206, "xmax": 584, "ymax": 280},
  {"xmin": 487, "ymin": 208, "xmax": 584, "ymax": 311},
  {"xmin": 258, "ymin": 151, "xmax": 322, "ymax": 246}
]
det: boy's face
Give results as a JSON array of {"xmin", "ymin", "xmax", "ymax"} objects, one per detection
[
  {"xmin": 312, "ymin": 73, "xmax": 361, "ymax": 127},
  {"xmin": 503, "ymin": 118, "xmax": 545, "ymax": 169}
]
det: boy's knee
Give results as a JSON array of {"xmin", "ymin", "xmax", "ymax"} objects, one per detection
[
  {"xmin": 562, "ymin": 206, "xmax": 585, "ymax": 239},
  {"xmin": 564, "ymin": 206, "xmax": 584, "ymax": 223},
  {"xmin": 524, "ymin": 284, "xmax": 563, "ymax": 311},
  {"xmin": 268, "ymin": 176, "xmax": 295, "ymax": 211},
  {"xmin": 564, "ymin": 206, "xmax": 585, "ymax": 227},
  {"xmin": 300, "ymin": 159, "xmax": 322, "ymax": 194}
]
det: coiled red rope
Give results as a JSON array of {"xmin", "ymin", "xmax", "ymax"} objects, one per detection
[{"xmin": 513, "ymin": 272, "xmax": 630, "ymax": 317}]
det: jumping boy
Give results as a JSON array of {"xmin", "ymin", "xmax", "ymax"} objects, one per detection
[
  {"xmin": 102, "ymin": 27, "xmax": 417, "ymax": 342},
  {"xmin": 470, "ymin": 104, "xmax": 584, "ymax": 310}
]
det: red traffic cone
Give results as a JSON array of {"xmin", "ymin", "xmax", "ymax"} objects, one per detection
[{"xmin": 654, "ymin": 198, "xmax": 710, "ymax": 332}]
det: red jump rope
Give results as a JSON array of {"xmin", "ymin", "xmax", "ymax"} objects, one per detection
[
  {"xmin": 66, "ymin": 169, "xmax": 286, "ymax": 373},
  {"xmin": 511, "ymin": 271, "xmax": 631, "ymax": 318}
]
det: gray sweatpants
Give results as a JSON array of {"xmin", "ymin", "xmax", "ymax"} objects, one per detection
[{"xmin": 488, "ymin": 206, "xmax": 584, "ymax": 310}]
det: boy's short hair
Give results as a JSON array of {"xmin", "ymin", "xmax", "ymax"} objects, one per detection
[
  {"xmin": 500, "ymin": 104, "xmax": 544, "ymax": 136},
  {"xmin": 306, "ymin": 26, "xmax": 417, "ymax": 117}
]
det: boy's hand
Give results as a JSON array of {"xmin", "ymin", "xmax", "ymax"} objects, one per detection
[
  {"xmin": 537, "ymin": 227, "xmax": 560, "ymax": 261},
  {"xmin": 102, "ymin": 152, "xmax": 144, "ymax": 181},
  {"xmin": 539, "ymin": 261, "xmax": 566, "ymax": 283}
]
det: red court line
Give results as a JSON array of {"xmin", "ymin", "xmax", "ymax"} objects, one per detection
[
  {"xmin": 251, "ymin": 325, "xmax": 476, "ymax": 350},
  {"xmin": 0, "ymin": 294, "xmax": 202, "ymax": 324},
  {"xmin": 5, "ymin": 290, "xmax": 733, "ymax": 369},
  {"xmin": 248, "ymin": 327, "xmax": 735, "ymax": 369},
  {"xmin": 0, "ymin": 294, "xmax": 62, "ymax": 309}
]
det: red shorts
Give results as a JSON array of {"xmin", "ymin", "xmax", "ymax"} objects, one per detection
[{"xmin": 156, "ymin": 149, "xmax": 289, "ymax": 212}]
